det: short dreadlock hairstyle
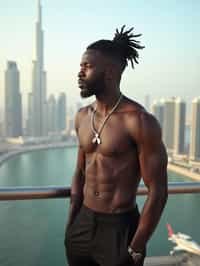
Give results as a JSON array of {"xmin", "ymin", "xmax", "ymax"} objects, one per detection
[{"xmin": 87, "ymin": 25, "xmax": 145, "ymax": 71}]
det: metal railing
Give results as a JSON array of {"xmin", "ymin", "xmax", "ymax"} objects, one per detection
[
  {"xmin": 0, "ymin": 182, "xmax": 200, "ymax": 201},
  {"xmin": 1, "ymin": 182, "xmax": 200, "ymax": 265}
]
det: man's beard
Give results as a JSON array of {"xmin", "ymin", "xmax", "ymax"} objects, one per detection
[
  {"xmin": 80, "ymin": 74, "xmax": 105, "ymax": 98},
  {"xmin": 80, "ymin": 87, "xmax": 95, "ymax": 98}
]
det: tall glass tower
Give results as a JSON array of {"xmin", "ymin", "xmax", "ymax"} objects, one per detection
[
  {"xmin": 190, "ymin": 97, "xmax": 200, "ymax": 161},
  {"xmin": 57, "ymin": 93, "xmax": 67, "ymax": 132},
  {"xmin": 30, "ymin": 0, "xmax": 47, "ymax": 137},
  {"xmin": 5, "ymin": 61, "xmax": 22, "ymax": 137}
]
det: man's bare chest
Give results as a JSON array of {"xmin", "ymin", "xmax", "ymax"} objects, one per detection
[{"xmin": 78, "ymin": 114, "xmax": 133, "ymax": 156}]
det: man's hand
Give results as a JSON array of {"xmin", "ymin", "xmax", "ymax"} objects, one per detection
[
  {"xmin": 130, "ymin": 256, "xmax": 144, "ymax": 266},
  {"xmin": 67, "ymin": 193, "xmax": 83, "ymax": 230},
  {"xmin": 128, "ymin": 246, "xmax": 145, "ymax": 266}
]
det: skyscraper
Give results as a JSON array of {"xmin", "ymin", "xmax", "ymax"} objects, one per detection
[
  {"xmin": 57, "ymin": 92, "xmax": 67, "ymax": 132},
  {"xmin": 47, "ymin": 95, "xmax": 57, "ymax": 133},
  {"xmin": 190, "ymin": 97, "xmax": 200, "ymax": 161},
  {"xmin": 29, "ymin": 0, "xmax": 47, "ymax": 137},
  {"xmin": 151, "ymin": 99, "xmax": 164, "ymax": 130},
  {"xmin": 4, "ymin": 61, "xmax": 22, "ymax": 137},
  {"xmin": 162, "ymin": 98, "xmax": 176, "ymax": 153},
  {"xmin": 26, "ymin": 92, "xmax": 34, "ymax": 136},
  {"xmin": 144, "ymin": 94, "xmax": 150, "ymax": 111},
  {"xmin": 174, "ymin": 98, "xmax": 186, "ymax": 155}
]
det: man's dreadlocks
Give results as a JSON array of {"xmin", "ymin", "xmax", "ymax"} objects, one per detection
[{"xmin": 87, "ymin": 25, "xmax": 145, "ymax": 70}]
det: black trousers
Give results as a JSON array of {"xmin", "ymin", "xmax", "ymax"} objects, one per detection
[{"xmin": 64, "ymin": 204, "xmax": 145, "ymax": 266}]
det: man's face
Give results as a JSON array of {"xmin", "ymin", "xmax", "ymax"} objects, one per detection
[{"xmin": 78, "ymin": 50, "xmax": 107, "ymax": 98}]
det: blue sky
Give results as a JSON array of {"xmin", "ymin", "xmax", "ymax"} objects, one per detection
[{"xmin": 0, "ymin": 0, "xmax": 200, "ymax": 116}]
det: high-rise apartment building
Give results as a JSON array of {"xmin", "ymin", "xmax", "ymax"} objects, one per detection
[
  {"xmin": 47, "ymin": 95, "xmax": 57, "ymax": 133},
  {"xmin": 162, "ymin": 98, "xmax": 176, "ymax": 152},
  {"xmin": 190, "ymin": 97, "xmax": 200, "ymax": 161},
  {"xmin": 151, "ymin": 99, "xmax": 164, "ymax": 130},
  {"xmin": 174, "ymin": 98, "xmax": 186, "ymax": 155},
  {"xmin": 57, "ymin": 93, "xmax": 66, "ymax": 132},
  {"xmin": 26, "ymin": 93, "xmax": 33, "ymax": 136},
  {"xmin": 4, "ymin": 61, "xmax": 22, "ymax": 137}
]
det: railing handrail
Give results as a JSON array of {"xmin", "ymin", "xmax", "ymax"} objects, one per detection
[{"xmin": 0, "ymin": 182, "xmax": 200, "ymax": 201}]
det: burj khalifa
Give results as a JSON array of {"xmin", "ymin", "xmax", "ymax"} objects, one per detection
[{"xmin": 28, "ymin": 0, "xmax": 47, "ymax": 137}]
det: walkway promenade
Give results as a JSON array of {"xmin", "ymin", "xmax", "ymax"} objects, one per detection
[
  {"xmin": 168, "ymin": 163, "xmax": 200, "ymax": 181},
  {"xmin": 0, "ymin": 142, "xmax": 77, "ymax": 167}
]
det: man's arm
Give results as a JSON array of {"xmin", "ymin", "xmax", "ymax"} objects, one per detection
[
  {"xmin": 130, "ymin": 112, "xmax": 168, "ymax": 253},
  {"xmin": 67, "ymin": 111, "xmax": 85, "ymax": 227}
]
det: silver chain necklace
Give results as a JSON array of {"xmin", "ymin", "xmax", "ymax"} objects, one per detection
[{"xmin": 91, "ymin": 93, "xmax": 123, "ymax": 145}]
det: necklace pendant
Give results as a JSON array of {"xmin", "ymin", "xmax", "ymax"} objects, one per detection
[
  {"xmin": 92, "ymin": 133, "xmax": 101, "ymax": 145},
  {"xmin": 97, "ymin": 137, "xmax": 101, "ymax": 145},
  {"xmin": 91, "ymin": 93, "xmax": 123, "ymax": 146}
]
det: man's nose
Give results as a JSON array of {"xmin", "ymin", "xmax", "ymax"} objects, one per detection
[{"xmin": 78, "ymin": 69, "xmax": 84, "ymax": 78}]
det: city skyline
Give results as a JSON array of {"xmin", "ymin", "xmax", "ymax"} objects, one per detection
[
  {"xmin": 2, "ymin": 1, "xmax": 68, "ymax": 138},
  {"xmin": 0, "ymin": 0, "xmax": 200, "ymax": 114}
]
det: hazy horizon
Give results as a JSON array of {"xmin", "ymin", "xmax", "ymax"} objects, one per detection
[{"xmin": 0, "ymin": 0, "xmax": 200, "ymax": 117}]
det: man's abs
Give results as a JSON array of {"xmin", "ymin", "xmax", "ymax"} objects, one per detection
[
  {"xmin": 83, "ymin": 180, "xmax": 138, "ymax": 213},
  {"xmin": 81, "ymin": 139, "xmax": 141, "ymax": 213}
]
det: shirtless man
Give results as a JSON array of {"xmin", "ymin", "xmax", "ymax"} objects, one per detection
[{"xmin": 65, "ymin": 26, "xmax": 168, "ymax": 266}]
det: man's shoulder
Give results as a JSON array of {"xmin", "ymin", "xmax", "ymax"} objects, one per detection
[
  {"xmin": 76, "ymin": 103, "xmax": 94, "ymax": 116},
  {"xmin": 122, "ymin": 96, "xmax": 158, "ymax": 122},
  {"xmin": 121, "ymin": 96, "xmax": 147, "ymax": 124},
  {"xmin": 121, "ymin": 96, "xmax": 145, "ymax": 114},
  {"xmin": 122, "ymin": 96, "xmax": 161, "ymax": 138},
  {"xmin": 75, "ymin": 103, "xmax": 95, "ymax": 127}
]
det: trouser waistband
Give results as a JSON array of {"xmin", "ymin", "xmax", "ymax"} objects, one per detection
[{"xmin": 81, "ymin": 204, "xmax": 140, "ymax": 223}]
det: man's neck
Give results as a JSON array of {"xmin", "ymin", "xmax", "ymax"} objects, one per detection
[{"xmin": 95, "ymin": 91, "xmax": 122, "ymax": 116}]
